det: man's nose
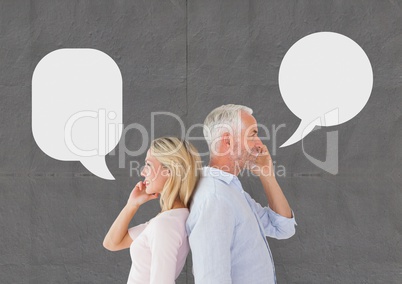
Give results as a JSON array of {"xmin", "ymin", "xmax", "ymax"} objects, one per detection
[{"xmin": 255, "ymin": 136, "xmax": 263, "ymax": 146}]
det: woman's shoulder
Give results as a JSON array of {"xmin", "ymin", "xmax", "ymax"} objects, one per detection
[
  {"xmin": 147, "ymin": 208, "xmax": 189, "ymax": 239},
  {"xmin": 150, "ymin": 208, "xmax": 189, "ymax": 227}
]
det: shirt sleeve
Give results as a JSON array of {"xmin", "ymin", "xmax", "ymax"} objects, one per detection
[
  {"xmin": 187, "ymin": 196, "xmax": 235, "ymax": 284},
  {"xmin": 244, "ymin": 191, "xmax": 297, "ymax": 240},
  {"xmin": 128, "ymin": 223, "xmax": 148, "ymax": 241},
  {"xmin": 149, "ymin": 218, "xmax": 183, "ymax": 284}
]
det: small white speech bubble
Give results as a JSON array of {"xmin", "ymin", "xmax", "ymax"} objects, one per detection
[
  {"xmin": 279, "ymin": 32, "xmax": 373, "ymax": 148},
  {"xmin": 32, "ymin": 48, "xmax": 123, "ymax": 180}
]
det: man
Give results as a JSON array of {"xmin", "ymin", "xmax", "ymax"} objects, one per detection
[{"xmin": 186, "ymin": 104, "xmax": 296, "ymax": 284}]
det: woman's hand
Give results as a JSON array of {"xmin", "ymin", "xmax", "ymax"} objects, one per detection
[{"xmin": 127, "ymin": 181, "xmax": 159, "ymax": 208}]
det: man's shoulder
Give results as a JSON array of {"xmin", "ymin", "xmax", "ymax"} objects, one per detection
[
  {"xmin": 194, "ymin": 173, "xmax": 232, "ymax": 198},
  {"xmin": 190, "ymin": 176, "xmax": 215, "ymax": 207},
  {"xmin": 189, "ymin": 176, "xmax": 233, "ymax": 217}
]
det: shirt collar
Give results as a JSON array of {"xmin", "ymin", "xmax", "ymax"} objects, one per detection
[{"xmin": 202, "ymin": 166, "xmax": 238, "ymax": 185}]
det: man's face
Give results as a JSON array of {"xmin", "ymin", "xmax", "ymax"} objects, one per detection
[{"xmin": 231, "ymin": 112, "xmax": 262, "ymax": 169}]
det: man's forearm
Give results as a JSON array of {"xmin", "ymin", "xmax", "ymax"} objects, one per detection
[{"xmin": 259, "ymin": 175, "xmax": 292, "ymax": 218}]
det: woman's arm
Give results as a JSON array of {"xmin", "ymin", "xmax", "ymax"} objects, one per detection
[
  {"xmin": 103, "ymin": 181, "xmax": 159, "ymax": 251},
  {"xmin": 103, "ymin": 204, "xmax": 139, "ymax": 251}
]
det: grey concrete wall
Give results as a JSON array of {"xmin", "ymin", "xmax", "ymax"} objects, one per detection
[{"xmin": 1, "ymin": 0, "xmax": 401, "ymax": 283}]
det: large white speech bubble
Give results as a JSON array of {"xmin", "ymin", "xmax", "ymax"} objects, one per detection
[
  {"xmin": 279, "ymin": 32, "xmax": 373, "ymax": 148},
  {"xmin": 32, "ymin": 48, "xmax": 123, "ymax": 180}
]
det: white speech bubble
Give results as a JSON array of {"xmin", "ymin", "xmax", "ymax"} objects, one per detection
[
  {"xmin": 279, "ymin": 32, "xmax": 373, "ymax": 148},
  {"xmin": 32, "ymin": 48, "xmax": 123, "ymax": 180}
]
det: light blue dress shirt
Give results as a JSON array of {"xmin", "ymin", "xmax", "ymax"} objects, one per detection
[{"xmin": 186, "ymin": 167, "xmax": 296, "ymax": 284}]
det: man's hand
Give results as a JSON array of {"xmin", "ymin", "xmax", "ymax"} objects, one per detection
[
  {"xmin": 249, "ymin": 145, "xmax": 275, "ymax": 177},
  {"xmin": 249, "ymin": 145, "xmax": 292, "ymax": 218}
]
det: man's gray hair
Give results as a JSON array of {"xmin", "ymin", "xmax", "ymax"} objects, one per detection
[{"xmin": 203, "ymin": 104, "xmax": 253, "ymax": 152}]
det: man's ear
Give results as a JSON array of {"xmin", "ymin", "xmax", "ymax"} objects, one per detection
[{"xmin": 222, "ymin": 132, "xmax": 231, "ymax": 147}]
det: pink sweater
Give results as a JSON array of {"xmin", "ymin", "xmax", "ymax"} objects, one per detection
[{"xmin": 127, "ymin": 208, "xmax": 189, "ymax": 284}]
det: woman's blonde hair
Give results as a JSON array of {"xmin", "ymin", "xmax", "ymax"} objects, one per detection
[{"xmin": 150, "ymin": 137, "xmax": 202, "ymax": 212}]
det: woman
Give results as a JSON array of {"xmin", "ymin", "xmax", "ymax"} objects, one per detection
[{"xmin": 103, "ymin": 137, "xmax": 201, "ymax": 283}]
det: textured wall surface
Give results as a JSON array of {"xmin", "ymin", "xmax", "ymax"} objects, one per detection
[{"xmin": 1, "ymin": 1, "xmax": 401, "ymax": 283}]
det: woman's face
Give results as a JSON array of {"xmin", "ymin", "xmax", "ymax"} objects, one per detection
[{"xmin": 141, "ymin": 149, "xmax": 170, "ymax": 195}]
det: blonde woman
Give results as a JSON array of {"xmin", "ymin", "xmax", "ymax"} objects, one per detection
[{"xmin": 103, "ymin": 137, "xmax": 201, "ymax": 284}]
